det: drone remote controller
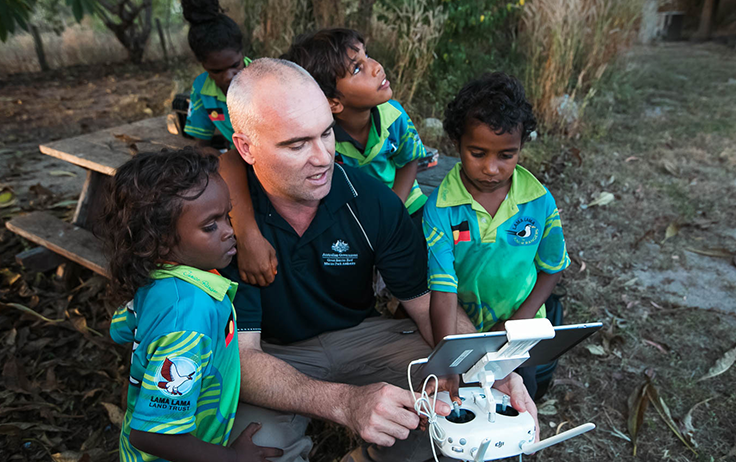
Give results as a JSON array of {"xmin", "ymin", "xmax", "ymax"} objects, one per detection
[{"xmin": 409, "ymin": 319, "xmax": 596, "ymax": 462}]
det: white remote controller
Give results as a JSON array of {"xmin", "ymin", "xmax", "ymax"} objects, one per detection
[
  {"xmin": 435, "ymin": 389, "xmax": 535, "ymax": 461},
  {"xmin": 408, "ymin": 319, "xmax": 597, "ymax": 462}
]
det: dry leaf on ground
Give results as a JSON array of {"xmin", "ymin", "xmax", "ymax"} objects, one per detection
[
  {"xmin": 662, "ymin": 222, "xmax": 680, "ymax": 243},
  {"xmin": 680, "ymin": 397, "xmax": 714, "ymax": 448},
  {"xmin": 101, "ymin": 402, "xmax": 124, "ymax": 428},
  {"xmin": 587, "ymin": 191, "xmax": 615, "ymax": 207},
  {"xmin": 697, "ymin": 345, "xmax": 736, "ymax": 382},
  {"xmin": 627, "ymin": 380, "xmax": 649, "ymax": 456},
  {"xmin": 646, "ymin": 381, "xmax": 697, "ymax": 455}
]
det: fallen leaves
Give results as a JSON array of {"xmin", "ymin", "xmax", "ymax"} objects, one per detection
[
  {"xmin": 586, "ymin": 191, "xmax": 615, "ymax": 208},
  {"xmin": 627, "ymin": 372, "xmax": 697, "ymax": 456},
  {"xmin": 100, "ymin": 402, "xmax": 124, "ymax": 428},
  {"xmin": 661, "ymin": 222, "xmax": 680, "ymax": 243},
  {"xmin": 697, "ymin": 344, "xmax": 736, "ymax": 382}
]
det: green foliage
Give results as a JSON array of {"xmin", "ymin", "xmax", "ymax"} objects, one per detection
[
  {"xmin": 0, "ymin": 0, "xmax": 98, "ymax": 41},
  {"xmin": 0, "ymin": 0, "xmax": 36, "ymax": 41},
  {"xmin": 430, "ymin": 1, "xmax": 523, "ymax": 117}
]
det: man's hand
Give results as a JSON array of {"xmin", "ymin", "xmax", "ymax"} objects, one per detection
[
  {"xmin": 231, "ymin": 423, "xmax": 284, "ymax": 462},
  {"xmin": 341, "ymin": 382, "xmax": 450, "ymax": 447},
  {"xmin": 492, "ymin": 373, "xmax": 539, "ymax": 443},
  {"xmin": 236, "ymin": 233, "xmax": 278, "ymax": 286}
]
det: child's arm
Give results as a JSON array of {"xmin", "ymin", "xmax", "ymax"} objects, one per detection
[
  {"xmin": 492, "ymin": 271, "xmax": 562, "ymax": 331},
  {"xmin": 429, "ymin": 290, "xmax": 458, "ymax": 347},
  {"xmin": 219, "ymin": 150, "xmax": 279, "ymax": 287},
  {"xmin": 391, "ymin": 159, "xmax": 419, "ymax": 203},
  {"xmin": 130, "ymin": 423, "xmax": 283, "ymax": 462}
]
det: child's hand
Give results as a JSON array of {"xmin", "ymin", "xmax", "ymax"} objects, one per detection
[
  {"xmin": 231, "ymin": 423, "xmax": 284, "ymax": 461},
  {"xmin": 237, "ymin": 232, "xmax": 278, "ymax": 287}
]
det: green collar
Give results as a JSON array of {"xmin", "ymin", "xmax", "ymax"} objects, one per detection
[
  {"xmin": 200, "ymin": 57, "xmax": 253, "ymax": 103},
  {"xmin": 335, "ymin": 101, "xmax": 401, "ymax": 165},
  {"xmin": 151, "ymin": 265, "xmax": 238, "ymax": 303},
  {"xmin": 437, "ymin": 163, "xmax": 546, "ymax": 209}
]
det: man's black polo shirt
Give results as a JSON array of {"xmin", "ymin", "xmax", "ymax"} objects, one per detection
[{"xmin": 220, "ymin": 163, "xmax": 429, "ymax": 344}]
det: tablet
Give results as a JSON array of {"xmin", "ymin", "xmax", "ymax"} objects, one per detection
[{"xmin": 417, "ymin": 322, "xmax": 602, "ymax": 379}]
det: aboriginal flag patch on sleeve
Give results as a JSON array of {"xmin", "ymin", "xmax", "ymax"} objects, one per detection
[
  {"xmin": 224, "ymin": 311, "xmax": 235, "ymax": 347},
  {"xmin": 452, "ymin": 221, "xmax": 470, "ymax": 245},
  {"xmin": 208, "ymin": 108, "xmax": 225, "ymax": 122}
]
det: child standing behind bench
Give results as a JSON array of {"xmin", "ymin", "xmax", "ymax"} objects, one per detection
[
  {"xmin": 424, "ymin": 72, "xmax": 570, "ymax": 364},
  {"xmin": 182, "ymin": 0, "xmax": 252, "ymax": 151},
  {"xmin": 222, "ymin": 28, "xmax": 432, "ymax": 286},
  {"xmin": 100, "ymin": 149, "xmax": 281, "ymax": 462}
]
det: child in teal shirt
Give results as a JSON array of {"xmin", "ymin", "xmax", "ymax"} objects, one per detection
[
  {"xmin": 424, "ymin": 72, "xmax": 570, "ymax": 381},
  {"xmin": 100, "ymin": 149, "xmax": 281, "ymax": 462},
  {"xmin": 182, "ymin": 0, "xmax": 252, "ymax": 150}
]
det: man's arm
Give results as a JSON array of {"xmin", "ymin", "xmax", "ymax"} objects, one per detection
[
  {"xmin": 391, "ymin": 159, "xmax": 419, "ymax": 204},
  {"xmin": 237, "ymin": 331, "xmax": 449, "ymax": 447},
  {"xmin": 219, "ymin": 150, "xmax": 278, "ymax": 287}
]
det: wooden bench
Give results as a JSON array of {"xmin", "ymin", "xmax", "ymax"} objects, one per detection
[
  {"xmin": 7, "ymin": 117, "xmax": 196, "ymax": 276},
  {"xmin": 6, "ymin": 116, "xmax": 458, "ymax": 277}
]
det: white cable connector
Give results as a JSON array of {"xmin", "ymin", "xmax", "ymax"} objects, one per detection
[{"xmin": 407, "ymin": 359, "xmax": 445, "ymax": 462}]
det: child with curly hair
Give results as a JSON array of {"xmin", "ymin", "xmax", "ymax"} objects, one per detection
[
  {"xmin": 424, "ymin": 73, "xmax": 570, "ymax": 397},
  {"xmin": 100, "ymin": 148, "xmax": 282, "ymax": 462}
]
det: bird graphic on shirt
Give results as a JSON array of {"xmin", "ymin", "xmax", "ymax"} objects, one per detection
[
  {"xmin": 508, "ymin": 224, "xmax": 535, "ymax": 238},
  {"xmin": 157, "ymin": 358, "xmax": 194, "ymax": 396}
]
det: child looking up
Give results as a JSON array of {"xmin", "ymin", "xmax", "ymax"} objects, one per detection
[
  {"xmin": 182, "ymin": 0, "xmax": 251, "ymax": 151},
  {"xmin": 220, "ymin": 28, "xmax": 431, "ymax": 286},
  {"xmin": 282, "ymin": 28, "xmax": 430, "ymax": 222},
  {"xmin": 100, "ymin": 149, "xmax": 282, "ymax": 462},
  {"xmin": 424, "ymin": 72, "xmax": 570, "ymax": 343}
]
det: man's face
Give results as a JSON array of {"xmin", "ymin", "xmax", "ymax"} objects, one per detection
[
  {"xmin": 236, "ymin": 78, "xmax": 336, "ymax": 205},
  {"xmin": 334, "ymin": 42, "xmax": 392, "ymax": 112},
  {"xmin": 168, "ymin": 175, "xmax": 237, "ymax": 270},
  {"xmin": 202, "ymin": 49, "xmax": 244, "ymax": 95}
]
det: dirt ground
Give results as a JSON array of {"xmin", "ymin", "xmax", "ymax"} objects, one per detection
[{"xmin": 1, "ymin": 43, "xmax": 735, "ymax": 461}]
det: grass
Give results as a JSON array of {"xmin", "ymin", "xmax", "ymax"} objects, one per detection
[{"xmin": 523, "ymin": 42, "xmax": 736, "ymax": 461}]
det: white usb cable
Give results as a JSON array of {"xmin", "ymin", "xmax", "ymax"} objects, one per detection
[{"xmin": 407, "ymin": 359, "xmax": 445, "ymax": 462}]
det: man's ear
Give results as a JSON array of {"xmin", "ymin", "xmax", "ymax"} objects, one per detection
[
  {"xmin": 232, "ymin": 133, "xmax": 256, "ymax": 165},
  {"xmin": 328, "ymin": 97, "xmax": 344, "ymax": 115}
]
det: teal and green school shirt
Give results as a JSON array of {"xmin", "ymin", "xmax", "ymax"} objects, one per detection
[
  {"xmin": 110, "ymin": 265, "xmax": 240, "ymax": 461},
  {"xmin": 423, "ymin": 164, "xmax": 570, "ymax": 331},
  {"xmin": 334, "ymin": 99, "xmax": 430, "ymax": 215},
  {"xmin": 184, "ymin": 57, "xmax": 252, "ymax": 145}
]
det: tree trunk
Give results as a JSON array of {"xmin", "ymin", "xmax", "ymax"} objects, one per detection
[
  {"xmin": 356, "ymin": 0, "xmax": 376, "ymax": 38},
  {"xmin": 30, "ymin": 24, "xmax": 49, "ymax": 71},
  {"xmin": 156, "ymin": 18, "xmax": 168, "ymax": 65},
  {"xmin": 693, "ymin": 0, "xmax": 720, "ymax": 41}
]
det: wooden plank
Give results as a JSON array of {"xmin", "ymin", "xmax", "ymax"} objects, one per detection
[
  {"xmin": 73, "ymin": 171, "xmax": 111, "ymax": 228},
  {"xmin": 6, "ymin": 211, "xmax": 108, "ymax": 277},
  {"xmin": 39, "ymin": 116, "xmax": 196, "ymax": 176},
  {"xmin": 15, "ymin": 247, "xmax": 69, "ymax": 273},
  {"xmin": 416, "ymin": 154, "xmax": 459, "ymax": 195}
]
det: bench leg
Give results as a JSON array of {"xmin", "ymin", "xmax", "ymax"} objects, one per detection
[
  {"xmin": 73, "ymin": 171, "xmax": 111, "ymax": 230},
  {"xmin": 15, "ymin": 246, "xmax": 69, "ymax": 273}
]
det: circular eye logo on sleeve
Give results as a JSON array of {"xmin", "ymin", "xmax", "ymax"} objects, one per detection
[
  {"xmin": 506, "ymin": 216, "xmax": 541, "ymax": 246},
  {"xmin": 156, "ymin": 357, "xmax": 197, "ymax": 397}
]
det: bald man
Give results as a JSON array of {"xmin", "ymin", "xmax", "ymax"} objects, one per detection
[{"xmin": 218, "ymin": 58, "xmax": 538, "ymax": 462}]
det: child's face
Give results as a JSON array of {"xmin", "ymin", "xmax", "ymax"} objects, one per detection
[
  {"xmin": 333, "ymin": 42, "xmax": 392, "ymax": 112},
  {"xmin": 458, "ymin": 121, "xmax": 522, "ymax": 195},
  {"xmin": 168, "ymin": 175, "xmax": 236, "ymax": 270},
  {"xmin": 202, "ymin": 49, "xmax": 245, "ymax": 95}
]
